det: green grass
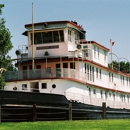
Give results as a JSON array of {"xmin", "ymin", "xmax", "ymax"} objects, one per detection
[{"xmin": 0, "ymin": 119, "xmax": 130, "ymax": 130}]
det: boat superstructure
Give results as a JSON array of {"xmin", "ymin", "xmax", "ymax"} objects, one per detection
[{"xmin": 3, "ymin": 20, "xmax": 130, "ymax": 110}]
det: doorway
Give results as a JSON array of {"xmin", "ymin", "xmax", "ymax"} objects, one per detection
[{"xmin": 30, "ymin": 82, "xmax": 39, "ymax": 92}]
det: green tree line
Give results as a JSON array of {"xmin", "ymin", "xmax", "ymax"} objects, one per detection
[{"xmin": 108, "ymin": 61, "xmax": 130, "ymax": 73}]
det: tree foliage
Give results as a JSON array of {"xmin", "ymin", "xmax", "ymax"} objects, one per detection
[
  {"xmin": 0, "ymin": 4, "xmax": 13, "ymax": 89},
  {"xmin": 108, "ymin": 60, "xmax": 130, "ymax": 73}
]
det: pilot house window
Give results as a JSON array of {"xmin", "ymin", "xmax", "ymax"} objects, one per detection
[
  {"xmin": 68, "ymin": 30, "xmax": 71, "ymax": 41},
  {"xmin": 31, "ymin": 30, "xmax": 64, "ymax": 44}
]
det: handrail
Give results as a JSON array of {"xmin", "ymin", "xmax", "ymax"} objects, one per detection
[{"xmin": 3, "ymin": 68, "xmax": 86, "ymax": 82}]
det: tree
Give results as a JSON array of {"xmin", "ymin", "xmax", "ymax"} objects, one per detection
[
  {"xmin": 0, "ymin": 4, "xmax": 13, "ymax": 89},
  {"xmin": 108, "ymin": 61, "xmax": 130, "ymax": 73}
]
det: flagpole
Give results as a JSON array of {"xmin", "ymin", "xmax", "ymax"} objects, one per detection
[
  {"xmin": 32, "ymin": 3, "xmax": 35, "ymax": 70},
  {"xmin": 110, "ymin": 39, "xmax": 113, "ymax": 70}
]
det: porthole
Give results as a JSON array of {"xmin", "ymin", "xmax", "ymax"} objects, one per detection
[
  {"xmin": 13, "ymin": 86, "xmax": 17, "ymax": 91},
  {"xmin": 52, "ymin": 84, "xmax": 56, "ymax": 89}
]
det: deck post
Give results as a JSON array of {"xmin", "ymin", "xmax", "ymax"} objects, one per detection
[
  {"xmin": 68, "ymin": 103, "xmax": 72, "ymax": 120},
  {"xmin": 0, "ymin": 105, "xmax": 1, "ymax": 123},
  {"xmin": 33, "ymin": 104, "xmax": 37, "ymax": 121},
  {"xmin": 102, "ymin": 102, "xmax": 106, "ymax": 119}
]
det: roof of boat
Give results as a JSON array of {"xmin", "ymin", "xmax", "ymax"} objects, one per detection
[
  {"xmin": 80, "ymin": 39, "xmax": 110, "ymax": 52},
  {"xmin": 25, "ymin": 20, "xmax": 83, "ymax": 30}
]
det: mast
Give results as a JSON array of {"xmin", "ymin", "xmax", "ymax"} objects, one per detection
[
  {"xmin": 32, "ymin": 3, "xmax": 35, "ymax": 69},
  {"xmin": 110, "ymin": 39, "xmax": 113, "ymax": 70}
]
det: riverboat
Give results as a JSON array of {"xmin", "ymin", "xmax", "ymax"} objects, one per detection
[{"xmin": 2, "ymin": 20, "xmax": 130, "ymax": 119}]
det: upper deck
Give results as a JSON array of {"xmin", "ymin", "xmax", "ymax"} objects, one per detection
[{"xmin": 15, "ymin": 20, "xmax": 109, "ymax": 69}]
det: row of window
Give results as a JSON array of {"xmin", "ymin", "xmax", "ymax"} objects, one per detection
[
  {"xmin": 22, "ymin": 83, "xmax": 53, "ymax": 90},
  {"xmin": 85, "ymin": 64, "xmax": 94, "ymax": 82},
  {"xmin": 85, "ymin": 64, "xmax": 101, "ymax": 82},
  {"xmin": 89, "ymin": 87, "xmax": 130, "ymax": 102},
  {"xmin": 109, "ymin": 72, "xmax": 130, "ymax": 86},
  {"xmin": 94, "ymin": 46, "xmax": 107, "ymax": 61},
  {"xmin": 86, "ymin": 64, "xmax": 130, "ymax": 87},
  {"xmin": 120, "ymin": 75, "xmax": 130, "ymax": 86},
  {"xmin": 30, "ymin": 30, "xmax": 64, "ymax": 44},
  {"xmin": 22, "ymin": 82, "xmax": 130, "ymax": 103}
]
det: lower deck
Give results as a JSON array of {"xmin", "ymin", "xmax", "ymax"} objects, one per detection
[{"xmin": 4, "ymin": 78, "xmax": 130, "ymax": 109}]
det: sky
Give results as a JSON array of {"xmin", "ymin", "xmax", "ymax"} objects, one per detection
[{"xmin": 1, "ymin": 0, "xmax": 130, "ymax": 62}]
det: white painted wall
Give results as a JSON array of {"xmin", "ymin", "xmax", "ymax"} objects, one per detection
[{"xmin": 91, "ymin": 45, "xmax": 108, "ymax": 67}]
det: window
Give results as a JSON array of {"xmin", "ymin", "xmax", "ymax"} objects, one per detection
[
  {"xmin": 90, "ymin": 66, "xmax": 92, "ymax": 81},
  {"xmin": 111, "ymin": 73, "xmax": 113, "ymax": 82},
  {"xmin": 93, "ymin": 89, "xmax": 96, "ymax": 94},
  {"xmin": 89, "ymin": 88, "xmax": 91, "ymax": 96},
  {"xmin": 41, "ymin": 83, "xmax": 47, "ymax": 89},
  {"xmin": 96, "ymin": 68, "xmax": 98, "ymax": 78},
  {"xmin": 98, "ymin": 48, "xmax": 100, "ymax": 59},
  {"xmin": 123, "ymin": 76, "xmax": 124, "ymax": 85},
  {"xmin": 101, "ymin": 90, "xmax": 103, "ymax": 99},
  {"xmin": 104, "ymin": 51, "xmax": 107, "ymax": 61},
  {"xmin": 36, "ymin": 65, "xmax": 41, "ymax": 69},
  {"xmin": 87, "ymin": 65, "xmax": 89, "ymax": 80},
  {"xmin": 84, "ymin": 63, "xmax": 86, "ymax": 73},
  {"xmin": 121, "ymin": 94, "xmax": 123, "ymax": 102},
  {"xmin": 109, "ymin": 72, "xmax": 111, "ymax": 82},
  {"xmin": 34, "ymin": 32, "xmax": 42, "ymax": 44},
  {"xmin": 127, "ymin": 95, "xmax": 129, "ymax": 102},
  {"xmin": 53, "ymin": 31, "xmax": 59, "ymax": 42},
  {"xmin": 120, "ymin": 75, "xmax": 122, "ymax": 84},
  {"xmin": 124, "ymin": 95, "xmax": 125, "ymax": 102},
  {"xmin": 22, "ymin": 84, "xmax": 27, "ymax": 90},
  {"xmin": 70, "ymin": 62, "xmax": 75, "ymax": 69},
  {"xmin": 105, "ymin": 91, "xmax": 107, "ymax": 99},
  {"xmin": 23, "ymin": 66, "xmax": 27, "ymax": 70},
  {"xmin": 127, "ymin": 77, "xmax": 128, "ymax": 86},
  {"xmin": 63, "ymin": 63, "xmax": 68, "ymax": 68},
  {"xmin": 42, "ymin": 31, "xmax": 53, "ymax": 43},
  {"xmin": 109, "ymin": 93, "xmax": 111, "ymax": 97},
  {"xmin": 75, "ymin": 31, "xmax": 79, "ymax": 40},
  {"xmin": 92, "ymin": 67, "xmax": 94, "ymax": 82},
  {"xmin": 30, "ymin": 30, "xmax": 64, "ymax": 44},
  {"xmin": 68, "ymin": 30, "xmax": 71, "ymax": 41},
  {"xmin": 100, "ymin": 69, "xmax": 101, "ymax": 79},
  {"xmin": 83, "ymin": 50, "xmax": 88, "ymax": 58},
  {"xmin": 59, "ymin": 30, "xmax": 64, "ymax": 42},
  {"xmin": 113, "ymin": 94, "xmax": 115, "ymax": 101},
  {"xmin": 94, "ymin": 46, "xmax": 96, "ymax": 58},
  {"xmin": 56, "ymin": 64, "xmax": 61, "ymax": 77},
  {"xmin": 56, "ymin": 64, "xmax": 60, "ymax": 68}
]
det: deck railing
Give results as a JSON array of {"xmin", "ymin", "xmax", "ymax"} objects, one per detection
[{"xmin": 3, "ymin": 68, "xmax": 87, "ymax": 81}]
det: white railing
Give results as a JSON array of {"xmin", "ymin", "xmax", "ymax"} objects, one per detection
[
  {"xmin": 4, "ymin": 68, "xmax": 87, "ymax": 82},
  {"xmin": 65, "ymin": 91, "xmax": 130, "ymax": 109}
]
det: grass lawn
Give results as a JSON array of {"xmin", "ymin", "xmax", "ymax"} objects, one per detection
[{"xmin": 0, "ymin": 119, "xmax": 130, "ymax": 130}]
